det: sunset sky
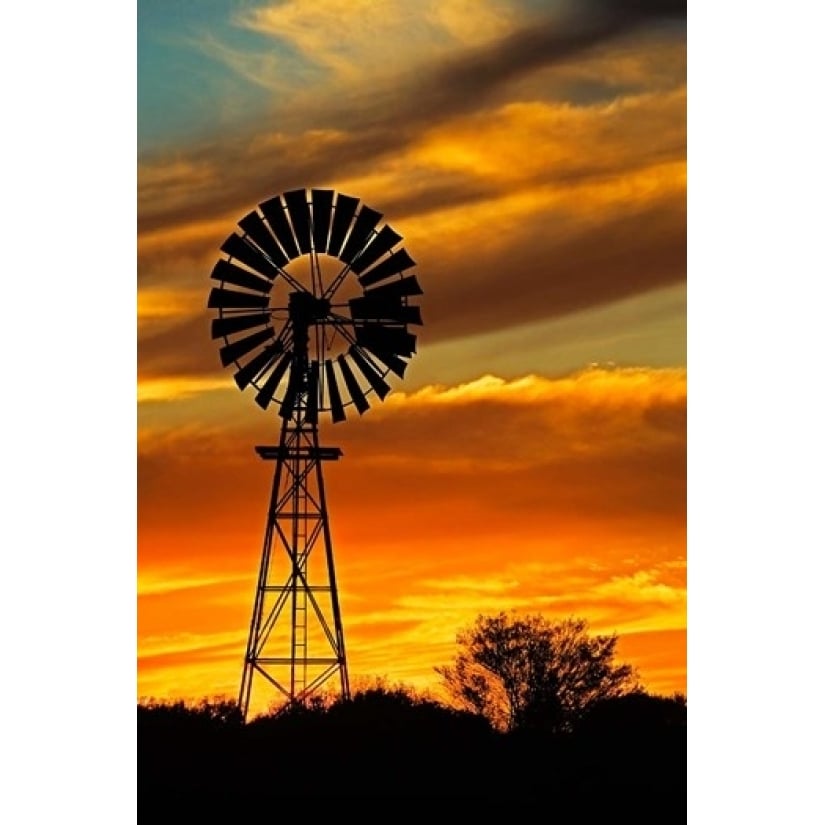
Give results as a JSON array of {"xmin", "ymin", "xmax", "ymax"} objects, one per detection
[
  {"xmin": 7, "ymin": 2, "xmax": 825, "ymax": 819},
  {"xmin": 137, "ymin": 0, "xmax": 687, "ymax": 716}
]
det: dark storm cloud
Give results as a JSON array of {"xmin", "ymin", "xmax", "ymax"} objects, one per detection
[
  {"xmin": 422, "ymin": 193, "xmax": 686, "ymax": 341},
  {"xmin": 390, "ymin": 0, "xmax": 686, "ymax": 130},
  {"xmin": 138, "ymin": 0, "xmax": 685, "ymax": 235}
]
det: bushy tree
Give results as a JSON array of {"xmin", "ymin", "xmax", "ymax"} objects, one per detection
[{"xmin": 436, "ymin": 612, "xmax": 638, "ymax": 733}]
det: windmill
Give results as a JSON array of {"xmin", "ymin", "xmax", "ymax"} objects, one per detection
[{"xmin": 208, "ymin": 189, "xmax": 422, "ymax": 720}]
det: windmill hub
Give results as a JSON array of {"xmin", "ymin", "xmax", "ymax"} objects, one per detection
[{"xmin": 287, "ymin": 291, "xmax": 330, "ymax": 325}]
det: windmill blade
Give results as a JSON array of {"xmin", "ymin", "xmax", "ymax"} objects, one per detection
[
  {"xmin": 220, "ymin": 233, "xmax": 281, "ymax": 280},
  {"xmin": 358, "ymin": 248, "xmax": 416, "ymax": 287},
  {"xmin": 238, "ymin": 211, "xmax": 289, "ymax": 269},
  {"xmin": 349, "ymin": 295, "xmax": 423, "ymax": 325},
  {"xmin": 305, "ymin": 360, "xmax": 320, "ymax": 425},
  {"xmin": 254, "ymin": 351, "xmax": 292, "ymax": 410},
  {"xmin": 360, "ymin": 344, "xmax": 408, "ymax": 379},
  {"xmin": 348, "ymin": 345, "xmax": 390, "ymax": 400},
  {"xmin": 211, "ymin": 312, "xmax": 271, "ymax": 339},
  {"xmin": 219, "ymin": 327, "xmax": 275, "ymax": 367},
  {"xmin": 311, "ymin": 189, "xmax": 334, "ymax": 253},
  {"xmin": 350, "ymin": 225, "xmax": 403, "ymax": 275},
  {"xmin": 260, "ymin": 195, "xmax": 300, "ymax": 260},
  {"xmin": 325, "ymin": 359, "xmax": 346, "ymax": 423},
  {"xmin": 327, "ymin": 194, "xmax": 359, "ymax": 258},
  {"xmin": 340, "ymin": 206, "xmax": 382, "ymax": 265},
  {"xmin": 354, "ymin": 324, "xmax": 416, "ymax": 357},
  {"xmin": 284, "ymin": 189, "xmax": 312, "ymax": 255},
  {"xmin": 337, "ymin": 354, "xmax": 369, "ymax": 415},
  {"xmin": 211, "ymin": 259, "xmax": 273, "ymax": 295},
  {"xmin": 233, "ymin": 341, "xmax": 284, "ymax": 390},
  {"xmin": 209, "ymin": 191, "xmax": 420, "ymax": 419},
  {"xmin": 208, "ymin": 287, "xmax": 270, "ymax": 310},
  {"xmin": 363, "ymin": 274, "xmax": 423, "ymax": 303}
]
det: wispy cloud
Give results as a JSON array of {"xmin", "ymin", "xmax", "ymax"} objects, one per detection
[
  {"xmin": 137, "ymin": 570, "xmax": 248, "ymax": 598},
  {"xmin": 139, "ymin": 552, "xmax": 684, "ymax": 708},
  {"xmin": 138, "ymin": 1, "xmax": 684, "ymax": 234}
]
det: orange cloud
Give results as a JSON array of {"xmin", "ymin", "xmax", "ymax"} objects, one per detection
[{"xmin": 410, "ymin": 89, "xmax": 685, "ymax": 187}]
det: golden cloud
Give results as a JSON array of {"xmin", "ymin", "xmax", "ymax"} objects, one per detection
[
  {"xmin": 139, "ymin": 367, "xmax": 685, "ymax": 595},
  {"xmin": 235, "ymin": 0, "xmax": 518, "ymax": 84}
]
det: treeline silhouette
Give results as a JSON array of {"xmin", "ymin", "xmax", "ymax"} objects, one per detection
[{"xmin": 139, "ymin": 684, "xmax": 685, "ymax": 814}]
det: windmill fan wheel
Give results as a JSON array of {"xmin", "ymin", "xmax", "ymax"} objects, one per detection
[{"xmin": 208, "ymin": 189, "xmax": 423, "ymax": 423}]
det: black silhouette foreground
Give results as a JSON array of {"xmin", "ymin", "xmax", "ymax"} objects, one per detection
[
  {"xmin": 139, "ymin": 616, "xmax": 685, "ymax": 813},
  {"xmin": 139, "ymin": 685, "xmax": 685, "ymax": 813}
]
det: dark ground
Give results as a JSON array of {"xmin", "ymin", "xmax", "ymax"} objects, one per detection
[{"xmin": 139, "ymin": 690, "xmax": 686, "ymax": 819}]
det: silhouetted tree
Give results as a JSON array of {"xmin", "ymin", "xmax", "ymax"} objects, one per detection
[{"xmin": 436, "ymin": 612, "xmax": 638, "ymax": 733}]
